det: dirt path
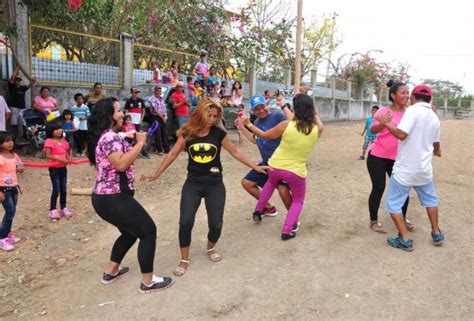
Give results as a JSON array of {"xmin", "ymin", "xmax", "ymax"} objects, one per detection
[{"xmin": 1, "ymin": 119, "xmax": 472, "ymax": 320}]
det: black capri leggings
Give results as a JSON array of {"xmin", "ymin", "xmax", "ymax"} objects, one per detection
[
  {"xmin": 179, "ymin": 175, "xmax": 226, "ymax": 248},
  {"xmin": 367, "ymin": 152, "xmax": 409, "ymax": 221},
  {"xmin": 92, "ymin": 191, "xmax": 157, "ymax": 274}
]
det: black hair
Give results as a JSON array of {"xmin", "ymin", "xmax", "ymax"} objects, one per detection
[
  {"xmin": 0, "ymin": 131, "xmax": 15, "ymax": 153},
  {"xmin": 231, "ymin": 81, "xmax": 242, "ymax": 92},
  {"xmin": 61, "ymin": 109, "xmax": 74, "ymax": 121},
  {"xmin": 87, "ymin": 97, "xmax": 118, "ymax": 165},
  {"xmin": 413, "ymin": 94, "xmax": 431, "ymax": 103},
  {"xmin": 292, "ymin": 94, "xmax": 315, "ymax": 135},
  {"xmin": 200, "ymin": 53, "xmax": 207, "ymax": 58},
  {"xmin": 93, "ymin": 82, "xmax": 102, "ymax": 89},
  {"xmin": 40, "ymin": 86, "xmax": 50, "ymax": 93},
  {"xmin": 123, "ymin": 114, "xmax": 132, "ymax": 122},
  {"xmin": 264, "ymin": 90, "xmax": 269, "ymax": 95},
  {"xmin": 371, "ymin": 105, "xmax": 379, "ymax": 110},
  {"xmin": 386, "ymin": 79, "xmax": 407, "ymax": 102},
  {"xmin": 186, "ymin": 76, "xmax": 193, "ymax": 82},
  {"xmin": 45, "ymin": 120, "xmax": 63, "ymax": 139},
  {"xmin": 74, "ymin": 93, "xmax": 84, "ymax": 101}
]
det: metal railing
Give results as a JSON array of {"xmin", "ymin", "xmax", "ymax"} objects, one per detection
[{"xmin": 29, "ymin": 24, "xmax": 122, "ymax": 87}]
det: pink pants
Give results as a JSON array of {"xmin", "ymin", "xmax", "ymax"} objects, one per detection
[{"xmin": 256, "ymin": 168, "xmax": 306, "ymax": 234}]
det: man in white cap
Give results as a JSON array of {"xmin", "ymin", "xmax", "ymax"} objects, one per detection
[{"xmin": 237, "ymin": 94, "xmax": 292, "ymax": 219}]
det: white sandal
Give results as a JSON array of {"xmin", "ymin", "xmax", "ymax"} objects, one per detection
[
  {"xmin": 207, "ymin": 248, "xmax": 222, "ymax": 262},
  {"xmin": 173, "ymin": 259, "xmax": 189, "ymax": 277}
]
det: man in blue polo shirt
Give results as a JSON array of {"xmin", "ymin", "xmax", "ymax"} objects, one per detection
[{"xmin": 237, "ymin": 94, "xmax": 292, "ymax": 217}]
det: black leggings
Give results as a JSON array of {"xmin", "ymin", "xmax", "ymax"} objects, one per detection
[
  {"xmin": 179, "ymin": 176, "xmax": 226, "ymax": 248},
  {"xmin": 92, "ymin": 191, "xmax": 157, "ymax": 273},
  {"xmin": 367, "ymin": 153, "xmax": 409, "ymax": 221}
]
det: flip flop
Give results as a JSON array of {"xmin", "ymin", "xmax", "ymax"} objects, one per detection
[
  {"xmin": 370, "ymin": 221, "xmax": 387, "ymax": 234},
  {"xmin": 173, "ymin": 260, "xmax": 189, "ymax": 277},
  {"xmin": 207, "ymin": 248, "xmax": 222, "ymax": 262}
]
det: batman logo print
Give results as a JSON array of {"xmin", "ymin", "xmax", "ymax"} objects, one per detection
[{"xmin": 188, "ymin": 143, "xmax": 218, "ymax": 163}]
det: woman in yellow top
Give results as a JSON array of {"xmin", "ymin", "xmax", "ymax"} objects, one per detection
[{"xmin": 242, "ymin": 94, "xmax": 323, "ymax": 240}]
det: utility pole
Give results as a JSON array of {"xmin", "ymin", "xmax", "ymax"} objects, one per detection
[
  {"xmin": 294, "ymin": 0, "xmax": 303, "ymax": 89},
  {"xmin": 325, "ymin": 12, "xmax": 337, "ymax": 80}
]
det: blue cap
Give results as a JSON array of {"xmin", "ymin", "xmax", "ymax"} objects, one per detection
[{"xmin": 250, "ymin": 95, "xmax": 266, "ymax": 111}]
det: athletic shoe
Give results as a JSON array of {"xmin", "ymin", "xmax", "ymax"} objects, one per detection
[
  {"xmin": 387, "ymin": 236, "xmax": 413, "ymax": 252},
  {"xmin": 0, "ymin": 237, "xmax": 14, "ymax": 251},
  {"xmin": 50, "ymin": 209, "xmax": 61, "ymax": 220},
  {"xmin": 431, "ymin": 230, "xmax": 445, "ymax": 246},
  {"xmin": 61, "ymin": 207, "xmax": 74, "ymax": 218},
  {"xmin": 252, "ymin": 211, "xmax": 263, "ymax": 223},
  {"xmin": 7, "ymin": 232, "xmax": 20, "ymax": 244},
  {"xmin": 262, "ymin": 206, "xmax": 278, "ymax": 217},
  {"xmin": 291, "ymin": 222, "xmax": 301, "ymax": 233},
  {"xmin": 101, "ymin": 266, "xmax": 130, "ymax": 285},
  {"xmin": 139, "ymin": 275, "xmax": 173, "ymax": 294},
  {"xmin": 281, "ymin": 232, "xmax": 296, "ymax": 241}
]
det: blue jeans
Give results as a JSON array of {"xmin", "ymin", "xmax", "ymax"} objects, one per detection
[
  {"xmin": 1, "ymin": 187, "xmax": 19, "ymax": 239},
  {"xmin": 49, "ymin": 167, "xmax": 68, "ymax": 210},
  {"xmin": 177, "ymin": 115, "xmax": 190, "ymax": 128}
]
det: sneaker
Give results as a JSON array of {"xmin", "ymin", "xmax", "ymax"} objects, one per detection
[
  {"xmin": 387, "ymin": 236, "xmax": 413, "ymax": 252},
  {"xmin": 101, "ymin": 267, "xmax": 130, "ymax": 285},
  {"xmin": 431, "ymin": 230, "xmax": 445, "ymax": 246},
  {"xmin": 262, "ymin": 206, "xmax": 278, "ymax": 217},
  {"xmin": 291, "ymin": 222, "xmax": 301, "ymax": 233},
  {"xmin": 7, "ymin": 232, "xmax": 21, "ymax": 244},
  {"xmin": 358, "ymin": 156, "xmax": 365, "ymax": 160},
  {"xmin": 252, "ymin": 210, "xmax": 263, "ymax": 223},
  {"xmin": 50, "ymin": 209, "xmax": 61, "ymax": 220},
  {"xmin": 139, "ymin": 275, "xmax": 173, "ymax": 294},
  {"xmin": 61, "ymin": 207, "xmax": 74, "ymax": 218},
  {"xmin": 0, "ymin": 237, "xmax": 14, "ymax": 251},
  {"xmin": 281, "ymin": 232, "xmax": 296, "ymax": 241}
]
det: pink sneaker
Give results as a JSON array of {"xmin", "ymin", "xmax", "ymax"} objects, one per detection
[
  {"xmin": 0, "ymin": 237, "xmax": 14, "ymax": 251},
  {"xmin": 50, "ymin": 209, "xmax": 61, "ymax": 220},
  {"xmin": 8, "ymin": 232, "xmax": 21, "ymax": 244},
  {"xmin": 61, "ymin": 208, "xmax": 74, "ymax": 218},
  {"xmin": 262, "ymin": 206, "xmax": 278, "ymax": 217}
]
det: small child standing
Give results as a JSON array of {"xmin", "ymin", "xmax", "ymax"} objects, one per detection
[
  {"xmin": 359, "ymin": 106, "xmax": 379, "ymax": 160},
  {"xmin": 194, "ymin": 81, "xmax": 204, "ymax": 98},
  {"xmin": 44, "ymin": 121, "xmax": 73, "ymax": 220},
  {"xmin": 0, "ymin": 132, "xmax": 23, "ymax": 251},
  {"xmin": 61, "ymin": 109, "xmax": 76, "ymax": 148},
  {"xmin": 71, "ymin": 93, "xmax": 90, "ymax": 156}
]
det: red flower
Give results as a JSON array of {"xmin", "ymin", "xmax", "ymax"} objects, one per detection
[{"xmin": 68, "ymin": 0, "xmax": 82, "ymax": 11}]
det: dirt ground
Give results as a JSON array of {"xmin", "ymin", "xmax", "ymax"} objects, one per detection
[{"xmin": 0, "ymin": 119, "xmax": 472, "ymax": 320}]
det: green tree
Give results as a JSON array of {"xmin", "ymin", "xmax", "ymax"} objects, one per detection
[{"xmin": 421, "ymin": 79, "xmax": 465, "ymax": 98}]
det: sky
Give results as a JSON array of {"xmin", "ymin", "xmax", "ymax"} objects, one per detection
[{"xmin": 228, "ymin": 0, "xmax": 474, "ymax": 94}]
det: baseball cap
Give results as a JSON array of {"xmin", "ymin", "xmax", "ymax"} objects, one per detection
[
  {"xmin": 153, "ymin": 86, "xmax": 162, "ymax": 90},
  {"xmin": 412, "ymin": 84, "xmax": 432, "ymax": 98},
  {"xmin": 131, "ymin": 87, "xmax": 141, "ymax": 93},
  {"xmin": 250, "ymin": 95, "xmax": 266, "ymax": 111}
]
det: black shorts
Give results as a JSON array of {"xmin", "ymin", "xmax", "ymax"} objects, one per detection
[{"xmin": 243, "ymin": 161, "xmax": 289, "ymax": 188}]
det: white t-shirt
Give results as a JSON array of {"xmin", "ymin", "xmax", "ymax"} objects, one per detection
[
  {"xmin": 0, "ymin": 96, "xmax": 11, "ymax": 131},
  {"xmin": 393, "ymin": 102, "xmax": 440, "ymax": 186}
]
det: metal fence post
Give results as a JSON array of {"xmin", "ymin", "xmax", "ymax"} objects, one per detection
[
  {"xmin": 249, "ymin": 61, "xmax": 257, "ymax": 97},
  {"xmin": 310, "ymin": 69, "xmax": 317, "ymax": 88},
  {"xmin": 331, "ymin": 76, "xmax": 336, "ymax": 108},
  {"xmin": 347, "ymin": 81, "xmax": 352, "ymax": 101},
  {"xmin": 121, "ymin": 33, "xmax": 133, "ymax": 89}
]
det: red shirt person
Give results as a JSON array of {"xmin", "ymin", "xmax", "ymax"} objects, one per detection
[{"xmin": 169, "ymin": 82, "xmax": 190, "ymax": 128}]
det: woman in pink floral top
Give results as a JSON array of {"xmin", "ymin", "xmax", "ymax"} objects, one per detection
[{"xmin": 87, "ymin": 97, "xmax": 172, "ymax": 294}]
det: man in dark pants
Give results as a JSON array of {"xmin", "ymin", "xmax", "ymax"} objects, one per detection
[
  {"xmin": 147, "ymin": 86, "xmax": 170, "ymax": 155},
  {"xmin": 8, "ymin": 66, "xmax": 36, "ymax": 140}
]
